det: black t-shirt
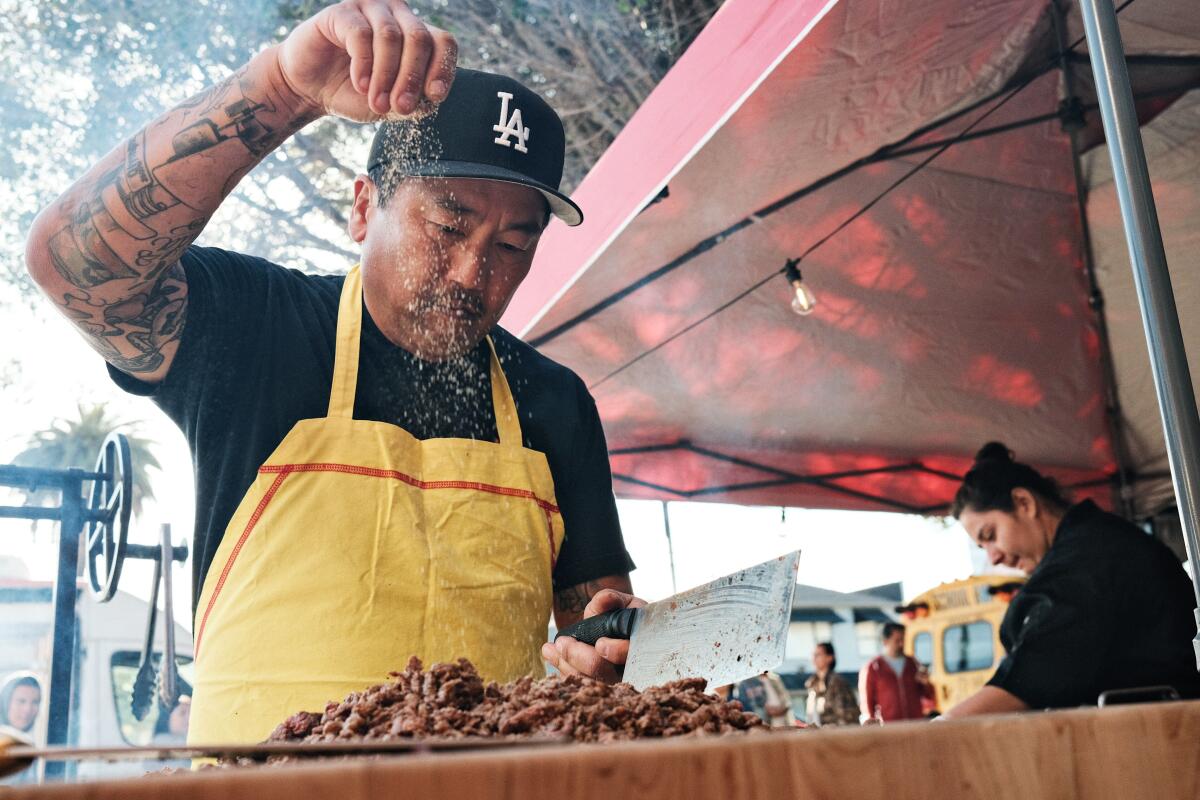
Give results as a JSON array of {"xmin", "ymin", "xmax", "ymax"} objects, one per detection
[
  {"xmin": 987, "ymin": 500, "xmax": 1200, "ymax": 708},
  {"xmin": 108, "ymin": 246, "xmax": 634, "ymax": 615}
]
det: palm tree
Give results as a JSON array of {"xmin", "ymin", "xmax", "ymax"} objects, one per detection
[{"xmin": 11, "ymin": 404, "xmax": 161, "ymax": 517}]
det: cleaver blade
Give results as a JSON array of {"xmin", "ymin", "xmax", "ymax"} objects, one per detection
[{"xmin": 621, "ymin": 551, "xmax": 800, "ymax": 691}]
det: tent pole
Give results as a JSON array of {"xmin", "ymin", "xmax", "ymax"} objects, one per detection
[
  {"xmin": 1052, "ymin": 0, "xmax": 1135, "ymax": 518},
  {"xmin": 1078, "ymin": 0, "xmax": 1200, "ymax": 664},
  {"xmin": 662, "ymin": 501, "xmax": 678, "ymax": 595}
]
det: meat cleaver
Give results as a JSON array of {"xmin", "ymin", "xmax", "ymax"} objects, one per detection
[{"xmin": 554, "ymin": 551, "xmax": 800, "ymax": 690}]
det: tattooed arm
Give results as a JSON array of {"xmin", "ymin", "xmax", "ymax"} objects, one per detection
[
  {"xmin": 24, "ymin": 54, "xmax": 315, "ymax": 382},
  {"xmin": 552, "ymin": 574, "xmax": 635, "ymax": 630},
  {"xmin": 543, "ymin": 575, "xmax": 643, "ymax": 684},
  {"xmin": 24, "ymin": 0, "xmax": 456, "ymax": 383}
]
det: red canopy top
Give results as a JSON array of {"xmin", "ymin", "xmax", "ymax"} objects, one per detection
[{"xmin": 503, "ymin": 0, "xmax": 1200, "ymax": 516}]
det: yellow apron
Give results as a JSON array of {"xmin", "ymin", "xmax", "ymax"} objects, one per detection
[{"xmin": 187, "ymin": 265, "xmax": 565, "ymax": 744}]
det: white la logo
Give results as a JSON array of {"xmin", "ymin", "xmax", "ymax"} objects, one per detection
[{"xmin": 492, "ymin": 91, "xmax": 530, "ymax": 154}]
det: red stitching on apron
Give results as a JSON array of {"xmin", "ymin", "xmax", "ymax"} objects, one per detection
[
  {"xmin": 543, "ymin": 506, "xmax": 558, "ymax": 570},
  {"xmin": 194, "ymin": 467, "xmax": 291, "ymax": 659},
  {"xmin": 260, "ymin": 462, "xmax": 560, "ymax": 568},
  {"xmin": 260, "ymin": 462, "xmax": 561, "ymax": 513}
]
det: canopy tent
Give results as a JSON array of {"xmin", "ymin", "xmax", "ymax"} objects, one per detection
[{"xmin": 500, "ymin": 0, "xmax": 1200, "ymax": 518}]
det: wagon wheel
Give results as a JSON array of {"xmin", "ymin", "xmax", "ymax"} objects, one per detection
[{"xmin": 86, "ymin": 433, "xmax": 133, "ymax": 602}]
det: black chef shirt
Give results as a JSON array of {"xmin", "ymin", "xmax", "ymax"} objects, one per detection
[
  {"xmin": 987, "ymin": 499, "xmax": 1200, "ymax": 708},
  {"xmin": 107, "ymin": 246, "xmax": 634, "ymax": 616}
]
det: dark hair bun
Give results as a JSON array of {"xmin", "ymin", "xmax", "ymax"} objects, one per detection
[
  {"xmin": 953, "ymin": 441, "xmax": 1067, "ymax": 517},
  {"xmin": 974, "ymin": 441, "xmax": 1013, "ymax": 465}
]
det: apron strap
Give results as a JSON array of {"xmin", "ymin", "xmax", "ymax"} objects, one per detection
[
  {"xmin": 486, "ymin": 337, "xmax": 523, "ymax": 447},
  {"xmin": 327, "ymin": 265, "xmax": 363, "ymax": 419},
  {"xmin": 328, "ymin": 266, "xmax": 522, "ymax": 445}
]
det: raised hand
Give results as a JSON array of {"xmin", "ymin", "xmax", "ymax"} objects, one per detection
[{"xmin": 276, "ymin": 0, "xmax": 457, "ymax": 122}]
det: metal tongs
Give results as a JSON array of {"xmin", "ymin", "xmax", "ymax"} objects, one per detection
[{"xmin": 131, "ymin": 523, "xmax": 184, "ymax": 720}]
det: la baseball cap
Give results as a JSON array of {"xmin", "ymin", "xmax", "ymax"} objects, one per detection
[{"xmin": 366, "ymin": 68, "xmax": 583, "ymax": 226}]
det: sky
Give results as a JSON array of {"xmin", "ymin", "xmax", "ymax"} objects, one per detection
[{"xmin": 1, "ymin": 285, "xmax": 978, "ymax": 635}]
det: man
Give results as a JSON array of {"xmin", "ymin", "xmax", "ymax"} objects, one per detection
[
  {"xmin": 24, "ymin": 0, "xmax": 639, "ymax": 744},
  {"xmin": 858, "ymin": 623, "xmax": 934, "ymax": 722}
]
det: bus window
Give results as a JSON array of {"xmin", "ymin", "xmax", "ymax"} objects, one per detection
[
  {"xmin": 942, "ymin": 621, "xmax": 994, "ymax": 674},
  {"xmin": 912, "ymin": 632, "xmax": 933, "ymax": 667}
]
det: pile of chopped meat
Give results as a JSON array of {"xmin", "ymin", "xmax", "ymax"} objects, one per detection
[{"xmin": 265, "ymin": 656, "xmax": 762, "ymax": 746}]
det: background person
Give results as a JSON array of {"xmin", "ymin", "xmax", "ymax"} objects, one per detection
[
  {"xmin": 0, "ymin": 673, "xmax": 41, "ymax": 737},
  {"xmin": 858, "ymin": 623, "xmax": 933, "ymax": 722},
  {"xmin": 733, "ymin": 671, "xmax": 795, "ymax": 728},
  {"xmin": 0, "ymin": 673, "xmax": 42, "ymax": 786},
  {"xmin": 805, "ymin": 642, "xmax": 858, "ymax": 727},
  {"xmin": 152, "ymin": 694, "xmax": 192, "ymax": 745},
  {"xmin": 944, "ymin": 442, "xmax": 1200, "ymax": 717}
]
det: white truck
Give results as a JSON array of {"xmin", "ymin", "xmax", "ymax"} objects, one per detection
[{"xmin": 1, "ymin": 577, "xmax": 193, "ymax": 781}]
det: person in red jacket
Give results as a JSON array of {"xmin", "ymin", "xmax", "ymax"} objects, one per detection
[{"xmin": 858, "ymin": 623, "xmax": 934, "ymax": 722}]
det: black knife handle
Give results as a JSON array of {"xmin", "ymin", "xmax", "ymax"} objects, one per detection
[{"xmin": 553, "ymin": 608, "xmax": 641, "ymax": 644}]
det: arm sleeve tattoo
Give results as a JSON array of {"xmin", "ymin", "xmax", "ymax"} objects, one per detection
[{"xmin": 32, "ymin": 55, "xmax": 315, "ymax": 378}]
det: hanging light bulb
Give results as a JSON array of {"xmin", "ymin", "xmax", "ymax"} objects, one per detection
[{"xmin": 783, "ymin": 258, "xmax": 817, "ymax": 315}]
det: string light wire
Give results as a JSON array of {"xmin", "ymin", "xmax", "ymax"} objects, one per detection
[{"xmin": 588, "ymin": 0, "xmax": 1140, "ymax": 390}]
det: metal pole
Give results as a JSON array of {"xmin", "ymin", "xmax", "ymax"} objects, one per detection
[
  {"xmin": 44, "ymin": 471, "xmax": 85, "ymax": 781},
  {"xmin": 1078, "ymin": 0, "xmax": 1200, "ymax": 664},
  {"xmin": 1052, "ymin": 0, "xmax": 1135, "ymax": 518},
  {"xmin": 661, "ymin": 501, "xmax": 678, "ymax": 595}
]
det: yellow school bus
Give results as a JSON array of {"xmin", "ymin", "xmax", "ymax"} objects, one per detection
[{"xmin": 897, "ymin": 575, "xmax": 1026, "ymax": 713}]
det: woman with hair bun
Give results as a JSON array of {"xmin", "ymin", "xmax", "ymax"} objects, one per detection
[{"xmin": 943, "ymin": 442, "xmax": 1200, "ymax": 718}]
